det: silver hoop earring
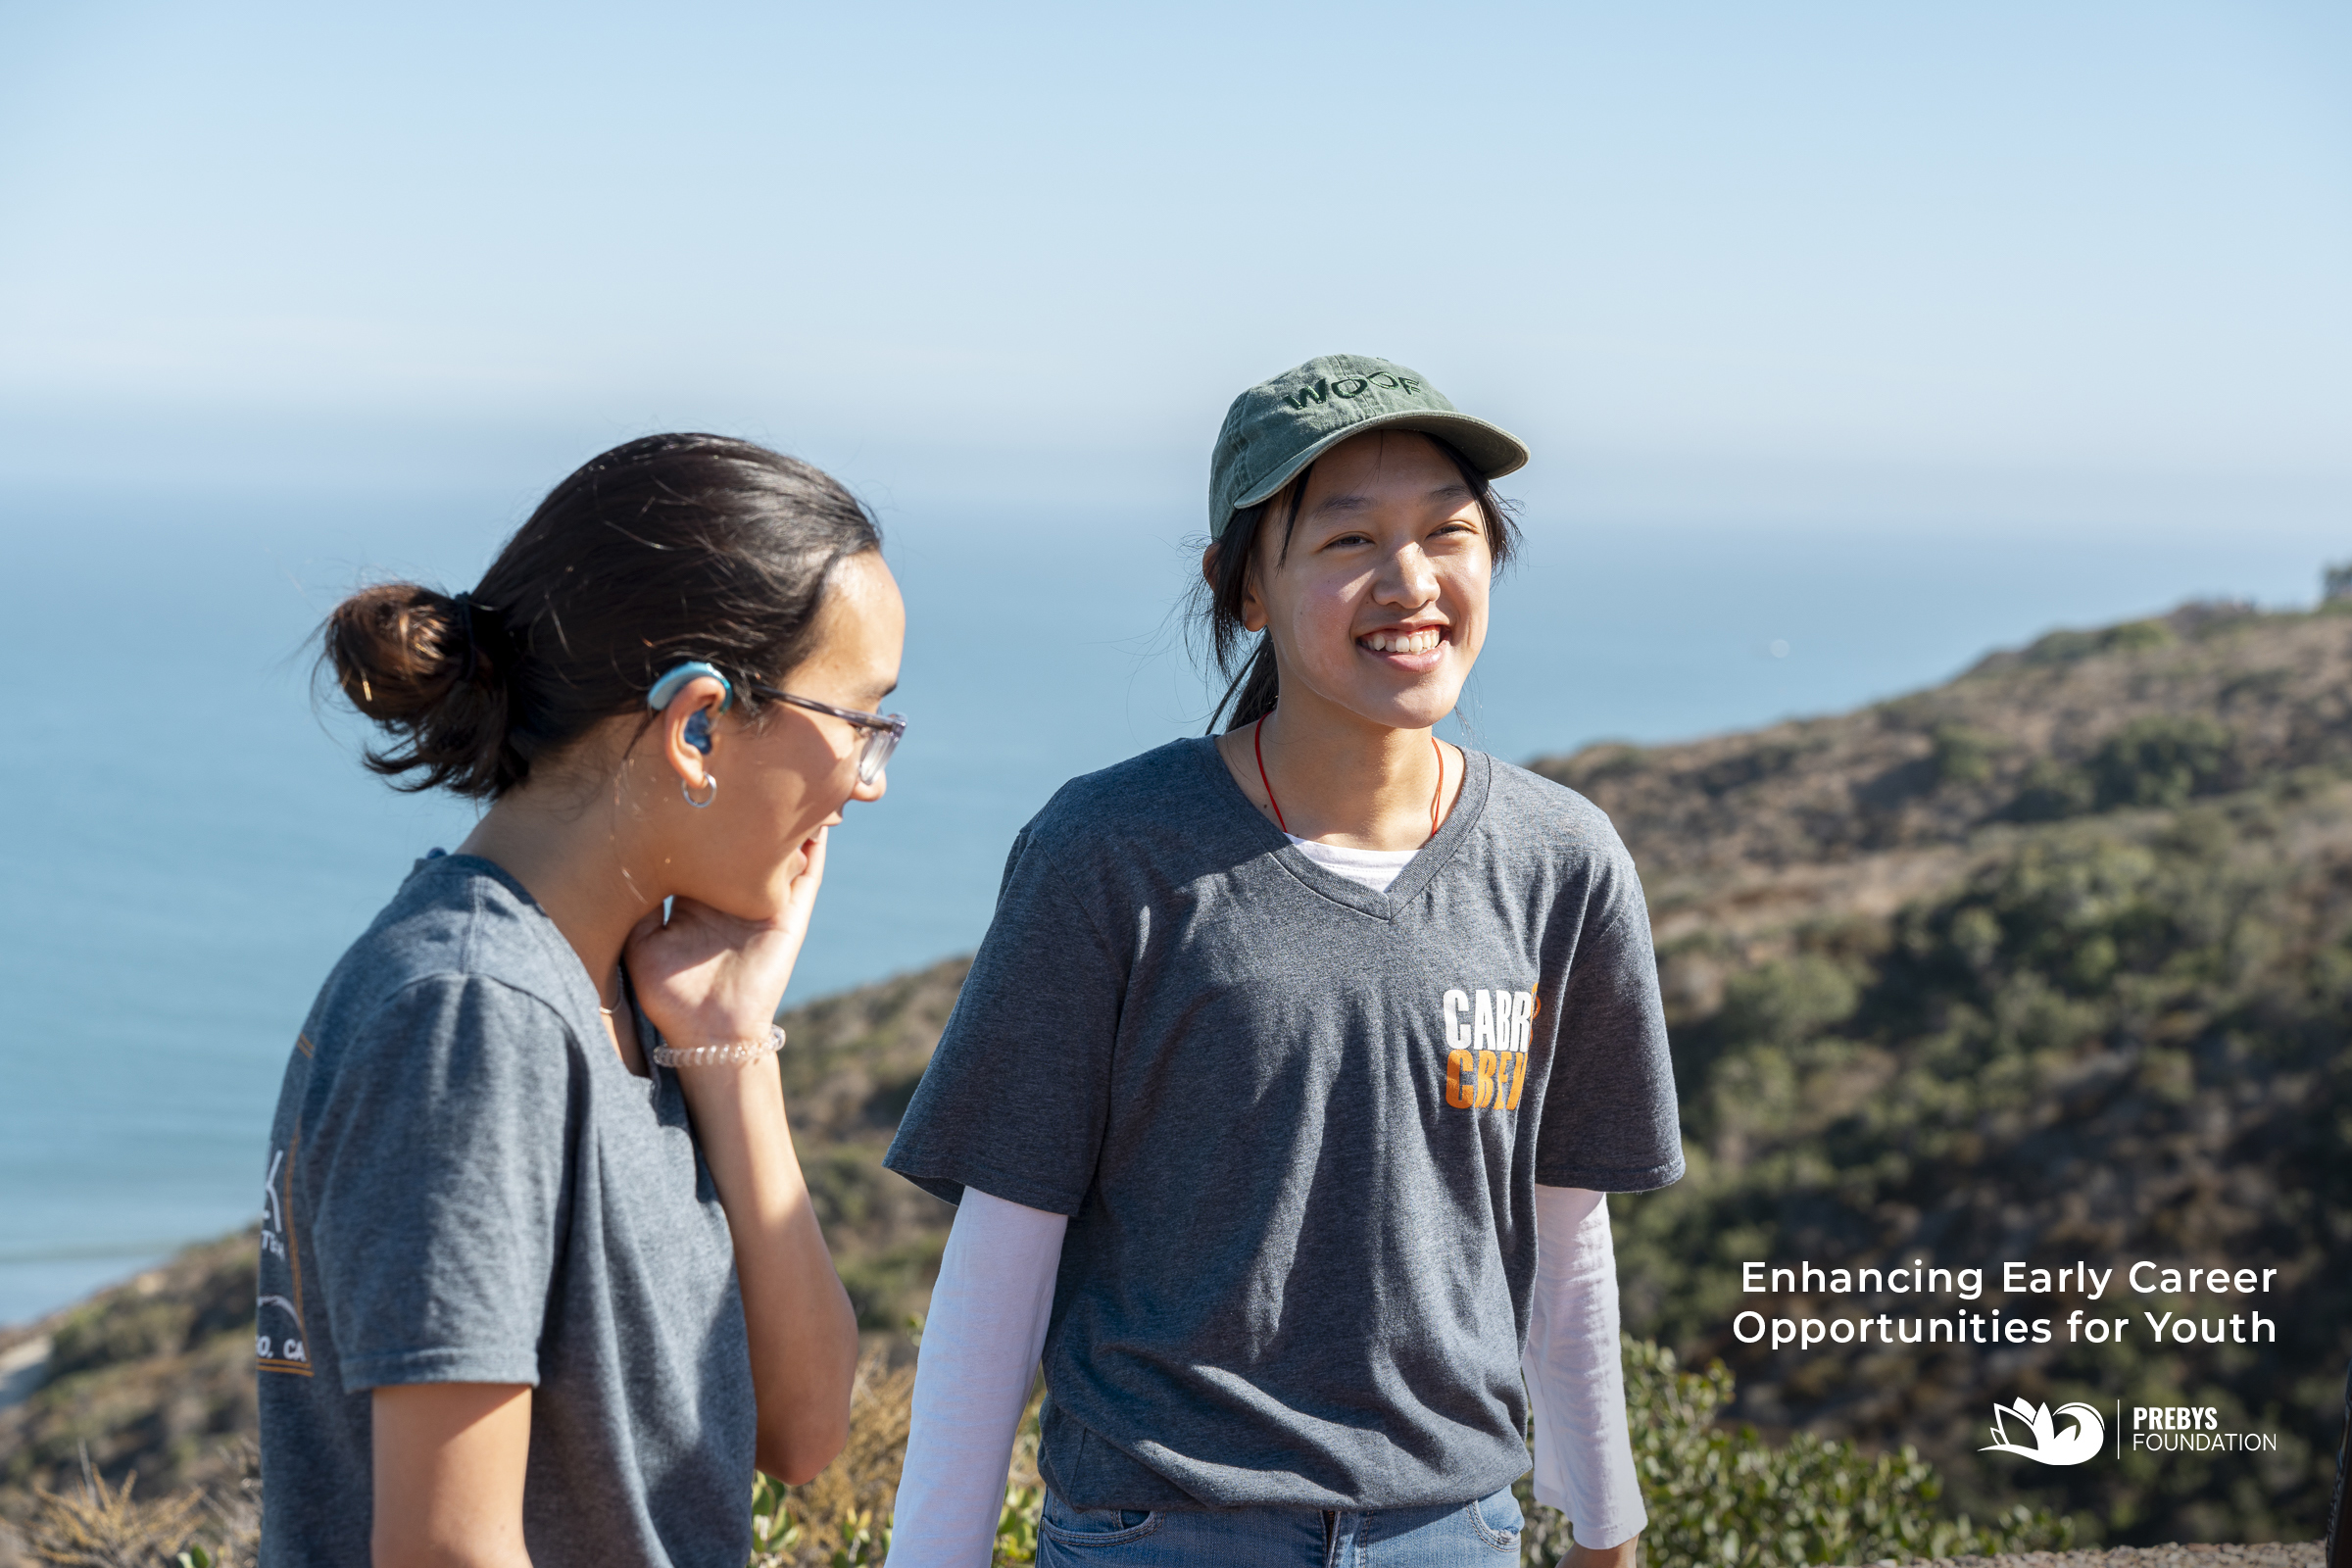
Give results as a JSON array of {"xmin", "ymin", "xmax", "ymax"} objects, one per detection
[{"xmin": 682, "ymin": 773, "xmax": 717, "ymax": 809}]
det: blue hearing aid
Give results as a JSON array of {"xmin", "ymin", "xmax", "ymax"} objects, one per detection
[
  {"xmin": 647, "ymin": 662, "xmax": 734, "ymax": 756},
  {"xmin": 647, "ymin": 662, "xmax": 735, "ymax": 711}
]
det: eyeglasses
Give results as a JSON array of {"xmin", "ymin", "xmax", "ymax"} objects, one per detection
[{"xmin": 747, "ymin": 683, "xmax": 906, "ymax": 785}]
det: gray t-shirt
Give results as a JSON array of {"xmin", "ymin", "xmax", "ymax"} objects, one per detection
[
  {"xmin": 885, "ymin": 739, "xmax": 1683, "ymax": 1511},
  {"xmin": 256, "ymin": 853, "xmax": 756, "ymax": 1568}
]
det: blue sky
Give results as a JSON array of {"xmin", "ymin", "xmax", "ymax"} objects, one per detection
[{"xmin": 1, "ymin": 0, "xmax": 2346, "ymax": 524}]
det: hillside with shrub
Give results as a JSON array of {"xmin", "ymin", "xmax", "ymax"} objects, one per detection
[
  {"xmin": 4, "ymin": 595, "xmax": 2345, "ymax": 1561},
  {"xmin": 1532, "ymin": 599, "xmax": 2352, "ymax": 1545}
]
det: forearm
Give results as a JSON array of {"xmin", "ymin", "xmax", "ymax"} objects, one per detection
[
  {"xmin": 891, "ymin": 1190, "xmax": 1067, "ymax": 1568},
  {"xmin": 1526, "ymin": 1185, "xmax": 1645, "ymax": 1550},
  {"xmin": 678, "ymin": 1055, "xmax": 859, "ymax": 1483}
]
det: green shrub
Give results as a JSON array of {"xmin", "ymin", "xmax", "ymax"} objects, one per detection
[
  {"xmin": 2004, "ymin": 758, "xmax": 2095, "ymax": 822},
  {"xmin": 1590, "ymin": 1338, "xmax": 2074, "ymax": 1568},
  {"xmin": 47, "ymin": 1296, "xmax": 196, "ymax": 1380},
  {"xmin": 2021, "ymin": 628, "xmax": 2101, "ymax": 665},
  {"xmin": 1700, "ymin": 745, "xmax": 1805, "ymax": 798},
  {"xmin": 2102, "ymin": 620, "xmax": 2173, "ymax": 654},
  {"xmin": 1928, "ymin": 726, "xmax": 1996, "ymax": 788},
  {"xmin": 2087, "ymin": 716, "xmax": 2235, "ymax": 809},
  {"xmin": 994, "ymin": 1483, "xmax": 1043, "ymax": 1563},
  {"xmin": 2001, "ymin": 718, "xmax": 2236, "ymax": 823},
  {"xmin": 1714, "ymin": 956, "xmax": 1859, "ymax": 1052},
  {"xmin": 2018, "ymin": 619, "xmax": 2171, "ymax": 664}
]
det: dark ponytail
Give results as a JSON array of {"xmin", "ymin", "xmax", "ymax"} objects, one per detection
[
  {"xmin": 323, "ymin": 433, "xmax": 882, "ymax": 799},
  {"xmin": 1193, "ymin": 433, "xmax": 1522, "ymax": 733}
]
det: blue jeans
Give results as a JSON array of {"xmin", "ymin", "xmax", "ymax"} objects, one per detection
[{"xmin": 1036, "ymin": 1485, "xmax": 1524, "ymax": 1568}]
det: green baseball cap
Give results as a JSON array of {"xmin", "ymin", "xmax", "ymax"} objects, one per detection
[{"xmin": 1207, "ymin": 354, "xmax": 1529, "ymax": 538}]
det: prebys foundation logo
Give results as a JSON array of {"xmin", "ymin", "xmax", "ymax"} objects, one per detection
[
  {"xmin": 1981, "ymin": 1398, "xmax": 2103, "ymax": 1466},
  {"xmin": 1978, "ymin": 1399, "xmax": 2281, "ymax": 1462}
]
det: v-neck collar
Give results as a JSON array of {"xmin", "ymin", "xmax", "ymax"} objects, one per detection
[{"xmin": 1187, "ymin": 735, "xmax": 1491, "ymax": 921}]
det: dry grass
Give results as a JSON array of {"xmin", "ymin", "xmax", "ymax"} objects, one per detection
[
  {"xmin": 6, "ymin": 1440, "xmax": 257, "ymax": 1568},
  {"xmin": 750, "ymin": 1348, "xmax": 1046, "ymax": 1568},
  {"xmin": 755, "ymin": 1351, "xmax": 916, "ymax": 1568},
  {"xmin": 16, "ymin": 1449, "xmax": 204, "ymax": 1568},
  {"xmin": 186, "ymin": 1440, "xmax": 259, "ymax": 1568}
]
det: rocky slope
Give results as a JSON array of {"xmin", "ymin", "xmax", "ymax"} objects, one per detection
[{"xmin": 0, "ymin": 1234, "xmax": 259, "ymax": 1531}]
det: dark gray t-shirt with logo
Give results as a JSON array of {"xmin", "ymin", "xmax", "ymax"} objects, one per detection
[
  {"xmin": 255, "ymin": 854, "xmax": 755, "ymax": 1568},
  {"xmin": 886, "ymin": 738, "xmax": 1683, "ymax": 1511}
]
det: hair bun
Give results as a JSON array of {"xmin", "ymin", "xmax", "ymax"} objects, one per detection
[{"xmin": 327, "ymin": 582, "xmax": 465, "ymax": 721}]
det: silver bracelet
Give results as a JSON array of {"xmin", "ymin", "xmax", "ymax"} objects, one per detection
[{"xmin": 650, "ymin": 1025, "xmax": 786, "ymax": 1069}]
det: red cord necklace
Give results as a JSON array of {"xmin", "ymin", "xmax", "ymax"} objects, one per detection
[{"xmin": 1252, "ymin": 716, "xmax": 1445, "ymax": 841}]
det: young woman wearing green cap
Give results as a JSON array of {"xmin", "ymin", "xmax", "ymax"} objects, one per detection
[{"xmin": 887, "ymin": 357, "xmax": 1682, "ymax": 1566}]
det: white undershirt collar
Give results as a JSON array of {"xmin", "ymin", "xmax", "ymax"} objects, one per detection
[{"xmin": 1283, "ymin": 834, "xmax": 1418, "ymax": 894}]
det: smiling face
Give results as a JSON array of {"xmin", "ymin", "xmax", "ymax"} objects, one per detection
[
  {"xmin": 1239, "ymin": 431, "xmax": 1493, "ymax": 734},
  {"xmin": 658, "ymin": 549, "xmax": 906, "ymax": 920}
]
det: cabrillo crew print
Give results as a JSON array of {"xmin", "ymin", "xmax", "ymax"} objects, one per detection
[
  {"xmin": 1444, "ymin": 984, "xmax": 1538, "ymax": 1111},
  {"xmin": 887, "ymin": 738, "xmax": 1684, "ymax": 1511}
]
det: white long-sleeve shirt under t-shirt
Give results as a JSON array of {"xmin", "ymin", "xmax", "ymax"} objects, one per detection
[
  {"xmin": 1523, "ymin": 1184, "xmax": 1648, "ymax": 1544},
  {"xmin": 886, "ymin": 1183, "xmax": 1646, "ymax": 1567}
]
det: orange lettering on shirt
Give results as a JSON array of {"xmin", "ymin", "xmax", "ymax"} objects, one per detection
[
  {"xmin": 1446, "ymin": 1050, "xmax": 1475, "ymax": 1108},
  {"xmin": 1505, "ymin": 1053, "xmax": 1529, "ymax": 1109},
  {"xmin": 1475, "ymin": 1050, "xmax": 1499, "ymax": 1108}
]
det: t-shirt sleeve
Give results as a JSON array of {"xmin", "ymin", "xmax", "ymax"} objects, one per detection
[
  {"xmin": 303, "ymin": 974, "xmax": 577, "ymax": 1393},
  {"xmin": 1535, "ymin": 846, "xmax": 1686, "ymax": 1192},
  {"xmin": 884, "ymin": 824, "xmax": 1124, "ymax": 1215}
]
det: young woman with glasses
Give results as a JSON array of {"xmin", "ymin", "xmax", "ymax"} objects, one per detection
[
  {"xmin": 257, "ymin": 434, "xmax": 904, "ymax": 1568},
  {"xmin": 887, "ymin": 357, "xmax": 1683, "ymax": 1566}
]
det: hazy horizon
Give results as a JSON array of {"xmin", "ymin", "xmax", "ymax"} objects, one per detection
[{"xmin": 4, "ymin": 2, "xmax": 2346, "ymax": 526}]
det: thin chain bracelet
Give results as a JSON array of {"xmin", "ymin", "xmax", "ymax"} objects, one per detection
[{"xmin": 651, "ymin": 1025, "xmax": 786, "ymax": 1069}]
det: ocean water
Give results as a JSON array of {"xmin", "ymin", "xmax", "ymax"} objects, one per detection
[{"xmin": 1, "ymin": 479, "xmax": 2341, "ymax": 1325}]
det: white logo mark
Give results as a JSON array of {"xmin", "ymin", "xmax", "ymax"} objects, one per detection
[
  {"xmin": 261, "ymin": 1149, "xmax": 284, "ymax": 1234},
  {"xmin": 1981, "ymin": 1398, "xmax": 2103, "ymax": 1465}
]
